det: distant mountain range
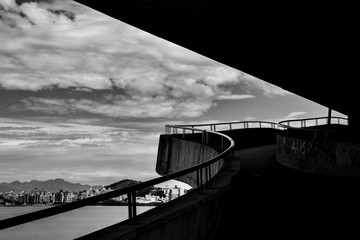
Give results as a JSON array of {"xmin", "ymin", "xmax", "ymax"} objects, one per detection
[
  {"xmin": 0, "ymin": 179, "xmax": 102, "ymax": 193},
  {"xmin": 105, "ymin": 179, "xmax": 152, "ymax": 196},
  {"xmin": 105, "ymin": 179, "xmax": 142, "ymax": 190}
]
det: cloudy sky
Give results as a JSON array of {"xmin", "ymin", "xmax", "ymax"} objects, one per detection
[{"xmin": 0, "ymin": 0, "xmax": 346, "ymax": 186}]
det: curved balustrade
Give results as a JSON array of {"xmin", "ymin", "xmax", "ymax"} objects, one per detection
[
  {"xmin": 278, "ymin": 116, "xmax": 348, "ymax": 129},
  {"xmin": 0, "ymin": 125, "xmax": 234, "ymax": 231},
  {"xmin": 166, "ymin": 120, "xmax": 280, "ymax": 135},
  {"xmin": 278, "ymin": 116, "xmax": 352, "ymax": 142},
  {"xmin": 276, "ymin": 116, "xmax": 360, "ymax": 178},
  {"xmin": 0, "ymin": 117, "xmax": 350, "ymax": 232}
]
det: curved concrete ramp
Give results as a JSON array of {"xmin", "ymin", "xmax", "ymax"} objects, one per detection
[
  {"xmin": 217, "ymin": 145, "xmax": 360, "ymax": 239},
  {"xmin": 79, "ymin": 126, "xmax": 360, "ymax": 239}
]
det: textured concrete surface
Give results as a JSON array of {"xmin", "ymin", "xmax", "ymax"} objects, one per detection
[
  {"xmin": 277, "ymin": 133, "xmax": 360, "ymax": 177},
  {"xmin": 214, "ymin": 144, "xmax": 360, "ymax": 239},
  {"xmin": 156, "ymin": 135, "xmax": 222, "ymax": 187}
]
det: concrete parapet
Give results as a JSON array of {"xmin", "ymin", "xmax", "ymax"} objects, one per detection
[
  {"xmin": 277, "ymin": 133, "xmax": 360, "ymax": 177},
  {"xmin": 156, "ymin": 135, "xmax": 222, "ymax": 187}
]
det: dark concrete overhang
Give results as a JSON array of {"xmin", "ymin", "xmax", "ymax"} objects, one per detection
[{"xmin": 75, "ymin": 1, "xmax": 358, "ymax": 118}]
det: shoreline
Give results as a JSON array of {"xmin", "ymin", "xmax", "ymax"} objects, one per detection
[{"xmin": 0, "ymin": 202, "xmax": 162, "ymax": 207}]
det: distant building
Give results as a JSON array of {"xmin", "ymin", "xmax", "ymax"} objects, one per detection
[
  {"xmin": 158, "ymin": 185, "xmax": 186, "ymax": 202},
  {"xmin": 54, "ymin": 190, "xmax": 65, "ymax": 203},
  {"xmin": 66, "ymin": 192, "xmax": 77, "ymax": 203}
]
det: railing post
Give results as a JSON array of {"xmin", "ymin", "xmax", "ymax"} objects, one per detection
[
  {"xmin": 128, "ymin": 192, "xmax": 137, "ymax": 224},
  {"xmin": 229, "ymin": 123, "xmax": 232, "ymax": 130},
  {"xmin": 214, "ymin": 125, "xmax": 216, "ymax": 131},
  {"xmin": 128, "ymin": 192, "xmax": 133, "ymax": 220},
  {"xmin": 208, "ymin": 165, "xmax": 212, "ymax": 188},
  {"xmin": 327, "ymin": 108, "xmax": 332, "ymax": 125},
  {"xmin": 132, "ymin": 192, "xmax": 137, "ymax": 220},
  {"xmin": 199, "ymin": 168, "xmax": 203, "ymax": 192},
  {"xmin": 205, "ymin": 166, "xmax": 209, "ymax": 187}
]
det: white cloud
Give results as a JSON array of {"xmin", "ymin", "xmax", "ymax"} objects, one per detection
[
  {"xmin": 0, "ymin": 117, "xmax": 159, "ymax": 150},
  {"xmin": 0, "ymin": 138, "xmax": 44, "ymax": 146},
  {"xmin": 217, "ymin": 94, "xmax": 255, "ymax": 100},
  {"xmin": 242, "ymin": 116, "xmax": 256, "ymax": 121},
  {"xmin": 18, "ymin": 96, "xmax": 214, "ymax": 119},
  {"xmin": 285, "ymin": 111, "xmax": 307, "ymax": 119},
  {"xmin": 0, "ymin": 143, "xmax": 159, "ymax": 185},
  {"xmin": 0, "ymin": 0, "xmax": 293, "ymax": 121},
  {"xmin": 0, "ymin": 0, "xmax": 17, "ymax": 10},
  {"xmin": 0, "ymin": 116, "xmax": 161, "ymax": 184},
  {"xmin": 237, "ymin": 73, "xmax": 292, "ymax": 97}
]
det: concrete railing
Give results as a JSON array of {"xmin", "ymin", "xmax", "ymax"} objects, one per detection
[{"xmin": 275, "ymin": 116, "xmax": 360, "ymax": 177}]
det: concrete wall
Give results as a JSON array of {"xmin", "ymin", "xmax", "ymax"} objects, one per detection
[
  {"xmin": 156, "ymin": 135, "xmax": 222, "ymax": 187},
  {"xmin": 277, "ymin": 134, "xmax": 360, "ymax": 177},
  {"xmin": 129, "ymin": 185, "xmax": 232, "ymax": 240}
]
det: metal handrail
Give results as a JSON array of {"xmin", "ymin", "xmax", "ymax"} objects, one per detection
[
  {"xmin": 0, "ymin": 126, "xmax": 234, "ymax": 231},
  {"xmin": 166, "ymin": 120, "xmax": 281, "ymax": 134},
  {"xmin": 277, "ymin": 116, "xmax": 353, "ymax": 143},
  {"xmin": 278, "ymin": 116, "xmax": 348, "ymax": 129}
]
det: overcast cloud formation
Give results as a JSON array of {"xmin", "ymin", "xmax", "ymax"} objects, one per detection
[
  {"xmin": 0, "ymin": 0, "xmax": 291, "ymax": 120},
  {"xmin": 0, "ymin": 116, "xmax": 161, "ymax": 184}
]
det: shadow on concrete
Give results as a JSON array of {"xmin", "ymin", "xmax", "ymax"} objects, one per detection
[{"xmin": 214, "ymin": 144, "xmax": 360, "ymax": 239}]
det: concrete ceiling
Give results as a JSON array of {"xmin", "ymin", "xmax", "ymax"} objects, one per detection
[{"xmin": 75, "ymin": 1, "xmax": 358, "ymax": 118}]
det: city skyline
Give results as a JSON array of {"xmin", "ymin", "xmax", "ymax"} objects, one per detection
[
  {"xmin": 0, "ymin": 178, "xmax": 187, "ymax": 207},
  {"xmin": 0, "ymin": 0, "xmax": 346, "ymax": 185}
]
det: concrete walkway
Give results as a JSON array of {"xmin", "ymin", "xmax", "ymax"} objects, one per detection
[
  {"xmin": 214, "ymin": 144, "xmax": 360, "ymax": 239},
  {"xmin": 235, "ymin": 144, "xmax": 278, "ymax": 176}
]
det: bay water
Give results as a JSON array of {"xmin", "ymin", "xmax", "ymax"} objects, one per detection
[{"xmin": 0, "ymin": 206, "xmax": 154, "ymax": 240}]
